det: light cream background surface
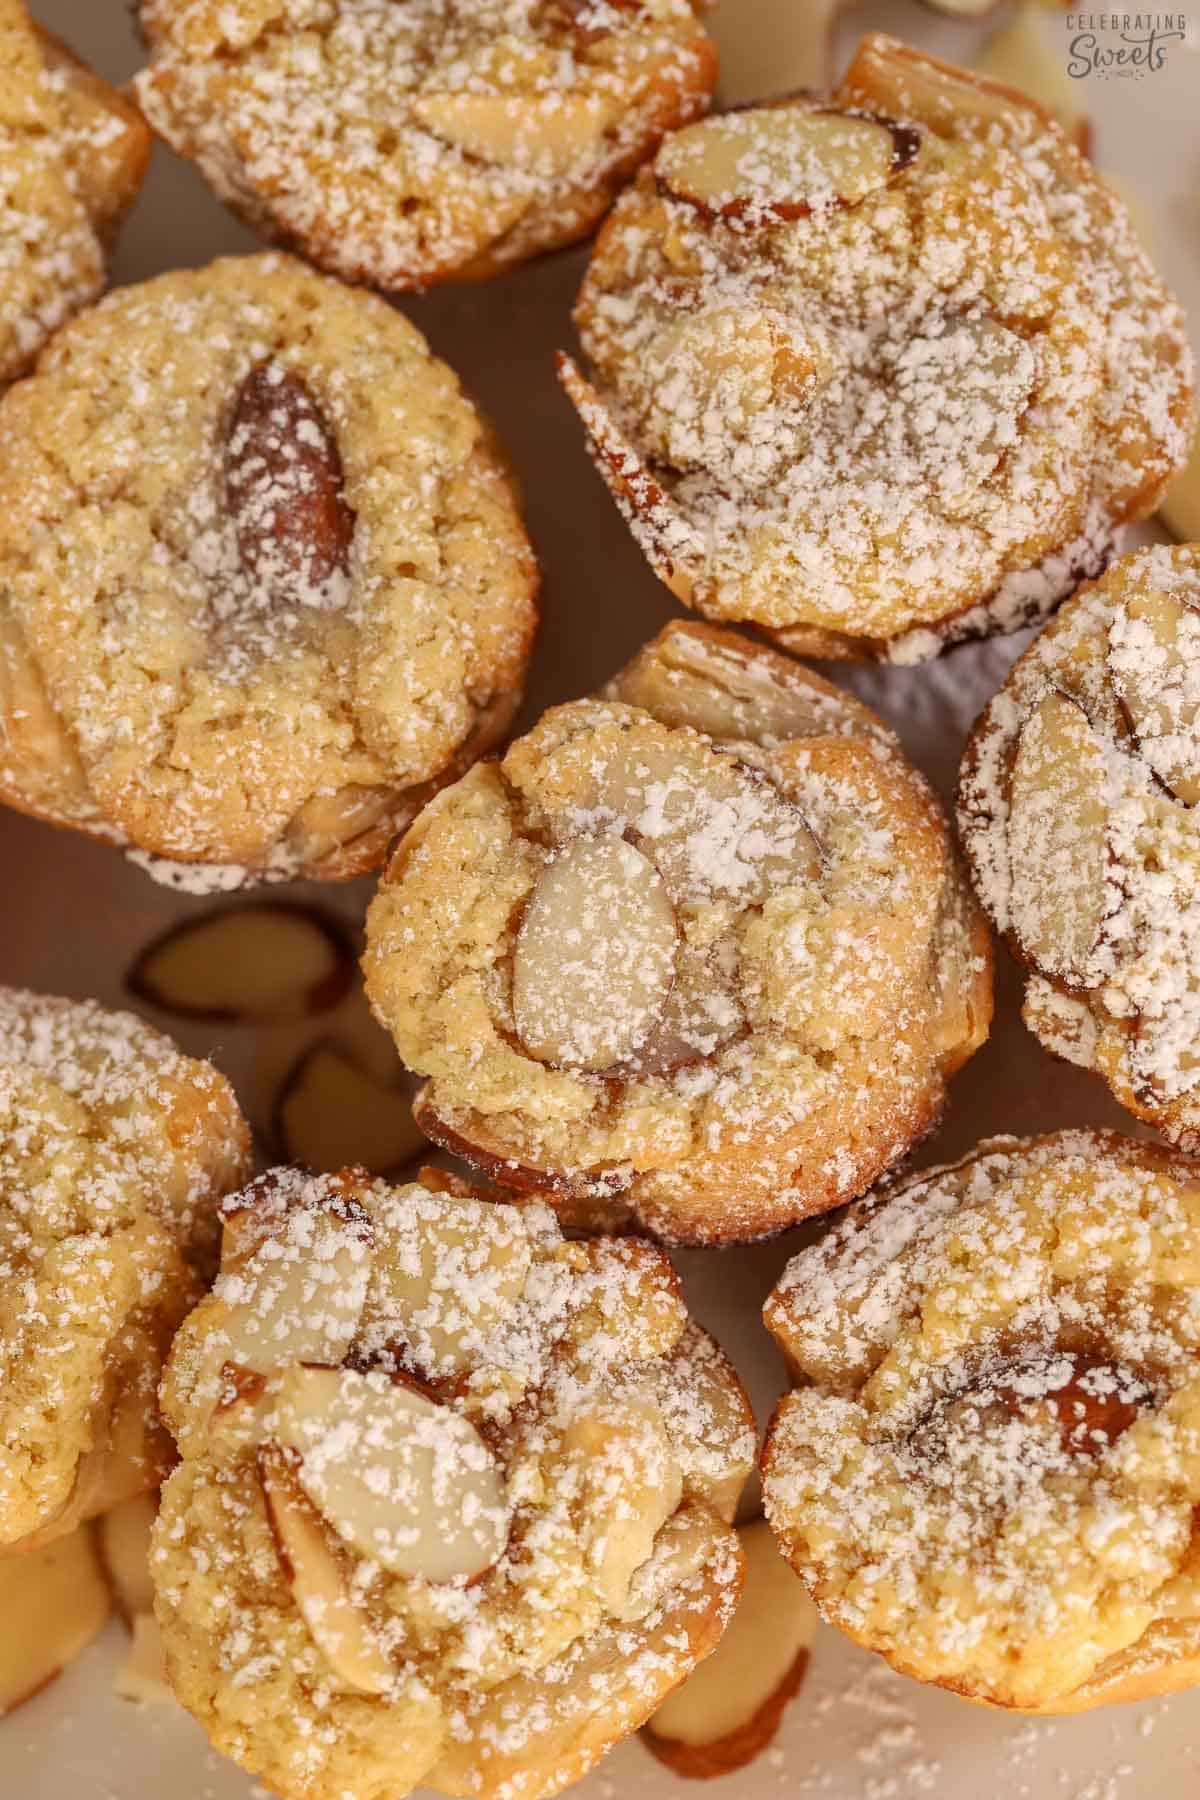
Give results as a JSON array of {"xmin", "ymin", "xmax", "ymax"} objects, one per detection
[{"xmin": 2, "ymin": 3, "xmax": 1198, "ymax": 1795}]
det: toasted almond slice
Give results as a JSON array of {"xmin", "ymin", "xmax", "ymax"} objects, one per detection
[
  {"xmin": 1160, "ymin": 425, "xmax": 1200, "ymax": 542},
  {"xmin": 214, "ymin": 1203, "xmax": 372, "ymax": 1375},
  {"xmin": 127, "ymin": 903, "xmax": 353, "ymax": 1022},
  {"xmin": 98, "ymin": 1492, "xmax": 157, "ymax": 1622},
  {"xmin": 360, "ymin": 1190, "xmax": 531, "ymax": 1379},
  {"xmin": 259, "ymin": 1443, "xmax": 394, "ymax": 1695},
  {"xmin": 838, "ymin": 32, "xmax": 1057, "ymax": 142},
  {"xmin": 275, "ymin": 1042, "xmax": 427, "ymax": 1176},
  {"xmin": 114, "ymin": 1612, "xmax": 174, "ymax": 1706},
  {"xmin": 561, "ymin": 1401, "xmax": 682, "ymax": 1614},
  {"xmin": 655, "ymin": 105, "xmax": 918, "ymax": 221},
  {"xmin": 0, "ymin": 1526, "xmax": 111, "ymax": 1716},
  {"xmin": 976, "ymin": 7, "xmax": 1091, "ymax": 153},
  {"xmin": 412, "ymin": 90, "xmax": 617, "ymax": 168},
  {"xmin": 1008, "ymin": 691, "xmax": 1112, "ymax": 982},
  {"xmin": 271, "ymin": 1365, "xmax": 509, "ymax": 1582},
  {"xmin": 512, "ymin": 835, "xmax": 679, "ymax": 1072},
  {"xmin": 1108, "ymin": 588, "xmax": 1200, "ymax": 804},
  {"xmin": 643, "ymin": 1518, "xmax": 816, "ymax": 1776}
]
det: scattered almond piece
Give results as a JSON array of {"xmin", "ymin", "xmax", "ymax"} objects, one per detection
[
  {"xmin": 643, "ymin": 1519, "xmax": 817, "ymax": 1777},
  {"xmin": 214, "ymin": 1201, "xmax": 372, "ymax": 1376},
  {"xmin": 97, "ymin": 1492, "xmax": 157, "ymax": 1622},
  {"xmin": 0, "ymin": 1527, "xmax": 111, "ymax": 1716},
  {"xmin": 1108, "ymin": 588, "xmax": 1200, "ymax": 804},
  {"xmin": 275, "ymin": 1042, "xmax": 426, "ymax": 1175},
  {"xmin": 128, "ymin": 903, "xmax": 354, "ymax": 1022},
  {"xmin": 259, "ymin": 1444, "xmax": 394, "ymax": 1695},
  {"xmin": 1160, "ymin": 423, "xmax": 1200, "ymax": 541},
  {"xmin": 975, "ymin": 6, "xmax": 1091, "ymax": 153},
  {"xmin": 270, "ymin": 1364, "xmax": 509, "ymax": 1582},
  {"xmin": 114, "ymin": 1613, "xmax": 174, "ymax": 1706},
  {"xmin": 562, "ymin": 1403, "xmax": 683, "ymax": 1614},
  {"xmin": 1008, "ymin": 690, "xmax": 1113, "ymax": 981},
  {"xmin": 512, "ymin": 835, "xmax": 680, "ymax": 1071}
]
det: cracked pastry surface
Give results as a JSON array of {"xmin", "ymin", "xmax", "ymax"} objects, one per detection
[
  {"xmin": 152, "ymin": 1164, "xmax": 754, "ymax": 1800},
  {"xmin": 0, "ymin": 253, "xmax": 538, "ymax": 884},
  {"xmin": 0, "ymin": 987, "xmax": 249, "ymax": 1555},
  {"xmin": 958, "ymin": 542, "xmax": 1200, "ymax": 1149},
  {"xmin": 0, "ymin": 0, "xmax": 149, "ymax": 387},
  {"xmin": 363, "ymin": 621, "xmax": 991, "ymax": 1245},
  {"xmin": 133, "ymin": 0, "xmax": 717, "ymax": 290},
  {"xmin": 762, "ymin": 1131, "xmax": 1200, "ymax": 1714},
  {"xmin": 561, "ymin": 33, "xmax": 1194, "ymax": 662}
]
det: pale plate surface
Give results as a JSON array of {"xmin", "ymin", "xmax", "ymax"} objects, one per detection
[{"xmin": 2, "ymin": 3, "xmax": 1199, "ymax": 1796}]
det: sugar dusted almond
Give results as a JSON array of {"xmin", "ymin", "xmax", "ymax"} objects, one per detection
[
  {"xmin": 571, "ymin": 1239, "xmax": 688, "ymax": 1361},
  {"xmin": 838, "ymin": 33, "xmax": 1057, "ymax": 142},
  {"xmin": 643, "ymin": 1518, "xmax": 816, "ymax": 1776},
  {"xmin": 226, "ymin": 361, "xmax": 354, "ymax": 601},
  {"xmin": 512, "ymin": 835, "xmax": 679, "ymax": 1072},
  {"xmin": 213, "ymin": 1201, "xmax": 372, "ymax": 1376},
  {"xmin": 412, "ymin": 90, "xmax": 617, "ymax": 168},
  {"xmin": 655, "ymin": 105, "xmax": 919, "ymax": 222},
  {"xmin": 259, "ymin": 1444, "xmax": 394, "ymax": 1695},
  {"xmin": 562, "ymin": 1401, "xmax": 682, "ymax": 1613},
  {"xmin": 271, "ymin": 1365, "xmax": 509, "ymax": 1582},
  {"xmin": 97, "ymin": 1491, "xmax": 157, "ymax": 1622},
  {"xmin": 0, "ymin": 1527, "xmax": 111, "ymax": 1716},
  {"xmin": 1108, "ymin": 588, "xmax": 1200, "ymax": 804},
  {"xmin": 275, "ymin": 1042, "xmax": 427, "ymax": 1176},
  {"xmin": 128, "ymin": 903, "xmax": 354, "ymax": 1022}
]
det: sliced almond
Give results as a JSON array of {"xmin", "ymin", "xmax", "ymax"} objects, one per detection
[
  {"xmin": 644, "ymin": 1518, "xmax": 816, "ymax": 1776},
  {"xmin": 412, "ymin": 90, "xmax": 617, "ymax": 169},
  {"xmin": 114, "ymin": 1612, "xmax": 174, "ymax": 1706},
  {"xmin": 1008, "ymin": 690, "xmax": 1113, "ymax": 983},
  {"xmin": 259, "ymin": 1443, "xmax": 394, "ymax": 1695},
  {"xmin": 571, "ymin": 1239, "xmax": 688, "ymax": 1362},
  {"xmin": 976, "ymin": 7, "xmax": 1091, "ymax": 153},
  {"xmin": 97, "ymin": 1492, "xmax": 157, "ymax": 1622},
  {"xmin": 127, "ymin": 903, "xmax": 354, "ymax": 1022},
  {"xmin": 1108, "ymin": 588, "xmax": 1200, "ymax": 804},
  {"xmin": 360, "ymin": 1189, "xmax": 531, "ymax": 1379},
  {"xmin": 561, "ymin": 1401, "xmax": 682, "ymax": 1614},
  {"xmin": 213, "ymin": 1201, "xmax": 372, "ymax": 1375},
  {"xmin": 655, "ymin": 105, "xmax": 919, "ymax": 222},
  {"xmin": 275, "ymin": 1042, "xmax": 427, "ymax": 1176},
  {"xmin": 1160, "ymin": 424, "xmax": 1200, "ymax": 541},
  {"xmin": 0, "ymin": 1526, "xmax": 111, "ymax": 1716},
  {"xmin": 512, "ymin": 835, "xmax": 679, "ymax": 1072},
  {"xmin": 839, "ymin": 32, "xmax": 1056, "ymax": 141},
  {"xmin": 271, "ymin": 1365, "xmax": 509, "ymax": 1583}
]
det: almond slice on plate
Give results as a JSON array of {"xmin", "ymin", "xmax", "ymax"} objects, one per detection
[
  {"xmin": 1007, "ymin": 690, "xmax": 1113, "ymax": 983},
  {"xmin": 512, "ymin": 835, "xmax": 680, "ymax": 1072},
  {"xmin": 97, "ymin": 1491, "xmax": 157, "ymax": 1622},
  {"xmin": 127, "ymin": 903, "xmax": 354, "ymax": 1022},
  {"xmin": 259, "ymin": 1443, "xmax": 394, "ymax": 1695},
  {"xmin": 0, "ymin": 1527, "xmax": 111, "ymax": 1716},
  {"xmin": 655, "ymin": 105, "xmax": 920, "ymax": 222},
  {"xmin": 270, "ymin": 1364, "xmax": 509, "ymax": 1582},
  {"xmin": 412, "ymin": 90, "xmax": 617, "ymax": 168},
  {"xmin": 643, "ymin": 1518, "xmax": 817, "ymax": 1776},
  {"xmin": 1108, "ymin": 588, "xmax": 1200, "ymax": 804},
  {"xmin": 275, "ymin": 1042, "xmax": 427, "ymax": 1176},
  {"xmin": 561, "ymin": 1401, "xmax": 682, "ymax": 1615}
]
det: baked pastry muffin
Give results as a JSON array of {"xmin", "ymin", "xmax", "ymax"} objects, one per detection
[
  {"xmin": 0, "ymin": 253, "xmax": 538, "ymax": 885},
  {"xmin": 0, "ymin": 987, "xmax": 249, "ymax": 1556},
  {"xmin": 0, "ymin": 0, "xmax": 150, "ymax": 387},
  {"xmin": 560, "ymin": 34, "xmax": 1194, "ymax": 662},
  {"xmin": 153, "ymin": 1164, "xmax": 754, "ymax": 1800},
  {"xmin": 133, "ymin": 0, "xmax": 717, "ymax": 291},
  {"xmin": 959, "ymin": 543, "xmax": 1200, "ymax": 1148},
  {"xmin": 762, "ymin": 1130, "xmax": 1200, "ymax": 1714},
  {"xmin": 363, "ymin": 621, "xmax": 991, "ymax": 1244}
]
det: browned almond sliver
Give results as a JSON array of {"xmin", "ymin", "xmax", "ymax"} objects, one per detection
[
  {"xmin": 259, "ymin": 1443, "xmax": 394, "ymax": 1695},
  {"xmin": 512, "ymin": 835, "xmax": 680, "ymax": 1072},
  {"xmin": 275, "ymin": 1042, "xmax": 427, "ymax": 1176},
  {"xmin": 1007, "ymin": 690, "xmax": 1112, "ymax": 983},
  {"xmin": 127, "ymin": 903, "xmax": 354, "ymax": 1022},
  {"xmin": 655, "ymin": 106, "xmax": 920, "ymax": 222},
  {"xmin": 226, "ymin": 361, "xmax": 354, "ymax": 599},
  {"xmin": 643, "ymin": 1518, "xmax": 817, "ymax": 1777},
  {"xmin": 0, "ymin": 1527, "xmax": 111, "ymax": 1717},
  {"xmin": 270, "ymin": 1364, "xmax": 509, "ymax": 1582},
  {"xmin": 1108, "ymin": 588, "xmax": 1200, "ymax": 805}
]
